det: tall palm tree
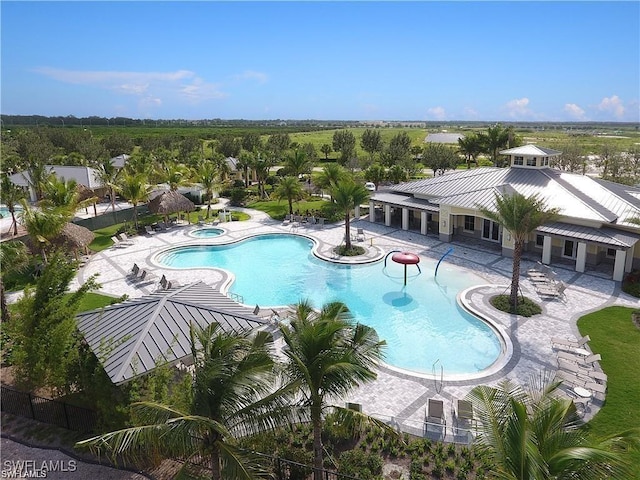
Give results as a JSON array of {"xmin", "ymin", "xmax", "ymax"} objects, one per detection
[
  {"xmin": 279, "ymin": 300, "xmax": 386, "ymax": 480},
  {"xmin": 237, "ymin": 151, "xmax": 255, "ymax": 187},
  {"xmin": 457, "ymin": 133, "xmax": 483, "ymax": 169},
  {"xmin": 468, "ymin": 372, "xmax": 640, "ymax": 479},
  {"xmin": 19, "ymin": 199, "xmax": 69, "ymax": 263},
  {"xmin": 479, "ymin": 124, "xmax": 511, "ymax": 167},
  {"xmin": 40, "ymin": 176, "xmax": 97, "ymax": 215},
  {"xmin": 331, "ymin": 181, "xmax": 370, "ymax": 250},
  {"xmin": 312, "ymin": 164, "xmax": 346, "ymax": 201},
  {"xmin": 93, "ymin": 158, "xmax": 121, "ymax": 213},
  {"xmin": 117, "ymin": 172, "xmax": 153, "ymax": 230},
  {"xmin": 479, "ymin": 192, "xmax": 559, "ymax": 308},
  {"xmin": 0, "ymin": 174, "xmax": 26, "ymax": 236},
  {"xmin": 283, "ymin": 150, "xmax": 311, "ymax": 179},
  {"xmin": 77, "ymin": 324, "xmax": 292, "ymax": 480},
  {"xmin": 272, "ymin": 176, "xmax": 305, "ymax": 215},
  {"xmin": 0, "ymin": 241, "xmax": 29, "ymax": 322},
  {"xmin": 24, "ymin": 159, "xmax": 51, "ymax": 201},
  {"xmin": 158, "ymin": 161, "xmax": 190, "ymax": 191},
  {"xmin": 195, "ymin": 161, "xmax": 220, "ymax": 218}
]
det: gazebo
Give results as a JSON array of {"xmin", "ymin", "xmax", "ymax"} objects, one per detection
[
  {"xmin": 52, "ymin": 222, "xmax": 95, "ymax": 259},
  {"xmin": 148, "ymin": 190, "xmax": 196, "ymax": 224}
]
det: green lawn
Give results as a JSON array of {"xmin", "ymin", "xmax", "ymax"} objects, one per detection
[
  {"xmin": 248, "ymin": 198, "xmax": 331, "ymax": 221},
  {"xmin": 74, "ymin": 292, "xmax": 122, "ymax": 312},
  {"xmin": 577, "ymin": 306, "xmax": 640, "ymax": 476}
]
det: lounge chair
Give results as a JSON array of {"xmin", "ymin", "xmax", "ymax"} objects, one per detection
[
  {"xmin": 282, "ymin": 214, "xmax": 292, "ymax": 225},
  {"xmin": 454, "ymin": 399, "xmax": 474, "ymax": 432},
  {"xmin": 555, "ymin": 370, "xmax": 588, "ymax": 388},
  {"xmin": 111, "ymin": 236, "xmax": 129, "ymax": 248},
  {"xmin": 144, "ymin": 225, "xmax": 156, "ymax": 235},
  {"xmin": 356, "ymin": 228, "xmax": 365, "ymax": 242},
  {"xmin": 552, "ymin": 335, "xmax": 590, "ymax": 350},
  {"xmin": 558, "ymin": 351, "xmax": 601, "ymax": 367},
  {"xmin": 585, "ymin": 382, "xmax": 607, "ymax": 395},
  {"xmin": 557, "ymin": 358, "xmax": 607, "ymax": 383},
  {"xmin": 426, "ymin": 399, "xmax": 446, "ymax": 435},
  {"xmin": 157, "ymin": 274, "xmax": 168, "ymax": 290},
  {"xmin": 128, "ymin": 263, "xmax": 141, "ymax": 278},
  {"xmin": 118, "ymin": 233, "xmax": 135, "ymax": 245},
  {"xmin": 318, "ymin": 218, "xmax": 325, "ymax": 229},
  {"xmin": 537, "ymin": 280, "xmax": 566, "ymax": 298}
]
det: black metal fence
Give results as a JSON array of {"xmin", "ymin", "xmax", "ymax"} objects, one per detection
[
  {"xmin": 1, "ymin": 385, "xmax": 97, "ymax": 433},
  {"xmin": 73, "ymin": 205, "xmax": 150, "ymax": 231}
]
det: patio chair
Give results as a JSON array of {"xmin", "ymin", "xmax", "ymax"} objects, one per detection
[
  {"xmin": 536, "ymin": 280, "xmax": 566, "ymax": 298},
  {"xmin": 318, "ymin": 218, "xmax": 325, "ymax": 229},
  {"xmin": 356, "ymin": 228, "xmax": 365, "ymax": 242},
  {"xmin": 558, "ymin": 351, "xmax": 601, "ymax": 367},
  {"xmin": 585, "ymin": 381, "xmax": 607, "ymax": 395},
  {"xmin": 282, "ymin": 214, "xmax": 292, "ymax": 225},
  {"xmin": 128, "ymin": 263, "xmax": 141, "ymax": 278},
  {"xmin": 453, "ymin": 399, "xmax": 474, "ymax": 432},
  {"xmin": 144, "ymin": 225, "xmax": 156, "ymax": 235},
  {"xmin": 157, "ymin": 274, "xmax": 168, "ymax": 290},
  {"xmin": 426, "ymin": 399, "xmax": 446, "ymax": 435},
  {"xmin": 118, "ymin": 233, "xmax": 135, "ymax": 245},
  {"xmin": 198, "ymin": 215, "xmax": 205, "ymax": 225},
  {"xmin": 552, "ymin": 334, "xmax": 590, "ymax": 350},
  {"xmin": 555, "ymin": 370, "xmax": 588, "ymax": 388},
  {"xmin": 111, "ymin": 236, "xmax": 129, "ymax": 248}
]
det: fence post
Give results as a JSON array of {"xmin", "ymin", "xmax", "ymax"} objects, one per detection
[
  {"xmin": 27, "ymin": 392, "xmax": 35, "ymax": 420},
  {"xmin": 63, "ymin": 402, "xmax": 71, "ymax": 429}
]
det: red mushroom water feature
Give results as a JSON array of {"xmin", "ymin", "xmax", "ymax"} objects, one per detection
[{"xmin": 391, "ymin": 251, "xmax": 421, "ymax": 286}]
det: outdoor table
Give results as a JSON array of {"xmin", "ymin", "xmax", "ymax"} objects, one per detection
[{"xmin": 573, "ymin": 386, "xmax": 592, "ymax": 398}]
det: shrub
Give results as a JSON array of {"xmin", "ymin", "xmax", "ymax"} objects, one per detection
[
  {"xmin": 334, "ymin": 245, "xmax": 366, "ymax": 256},
  {"xmin": 490, "ymin": 294, "xmax": 542, "ymax": 317},
  {"xmin": 337, "ymin": 449, "xmax": 383, "ymax": 480},
  {"xmin": 622, "ymin": 270, "xmax": 640, "ymax": 298}
]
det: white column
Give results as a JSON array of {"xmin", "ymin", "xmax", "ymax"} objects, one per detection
[
  {"xmin": 402, "ymin": 208, "xmax": 409, "ymax": 231},
  {"xmin": 438, "ymin": 211, "xmax": 453, "ymax": 242},
  {"xmin": 369, "ymin": 200, "xmax": 375, "ymax": 222},
  {"xmin": 613, "ymin": 249, "xmax": 626, "ymax": 281},
  {"xmin": 542, "ymin": 235, "xmax": 552, "ymax": 264},
  {"xmin": 384, "ymin": 204, "xmax": 391, "ymax": 227},
  {"xmin": 354, "ymin": 205, "xmax": 360, "ymax": 219},
  {"xmin": 575, "ymin": 242, "xmax": 587, "ymax": 273},
  {"xmin": 420, "ymin": 211, "xmax": 428, "ymax": 235}
]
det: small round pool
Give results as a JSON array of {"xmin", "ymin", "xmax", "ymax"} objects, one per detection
[
  {"xmin": 189, "ymin": 227, "xmax": 224, "ymax": 238},
  {"xmin": 155, "ymin": 234, "xmax": 506, "ymax": 377}
]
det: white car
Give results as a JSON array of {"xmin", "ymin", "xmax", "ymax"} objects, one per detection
[{"xmin": 364, "ymin": 182, "xmax": 376, "ymax": 191}]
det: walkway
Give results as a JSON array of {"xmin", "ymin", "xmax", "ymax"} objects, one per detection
[{"xmin": 74, "ymin": 204, "xmax": 639, "ymax": 440}]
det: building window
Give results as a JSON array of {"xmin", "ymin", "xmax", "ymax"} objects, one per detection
[
  {"xmin": 482, "ymin": 219, "xmax": 500, "ymax": 242},
  {"xmin": 527, "ymin": 157, "xmax": 537, "ymax": 166},
  {"xmin": 606, "ymin": 248, "xmax": 616, "ymax": 258},
  {"xmin": 563, "ymin": 240, "xmax": 576, "ymax": 258},
  {"xmin": 514, "ymin": 156, "xmax": 524, "ymax": 166},
  {"xmin": 464, "ymin": 215, "xmax": 475, "ymax": 232},
  {"xmin": 543, "ymin": 157, "xmax": 549, "ymax": 166},
  {"xmin": 536, "ymin": 234, "xmax": 545, "ymax": 247}
]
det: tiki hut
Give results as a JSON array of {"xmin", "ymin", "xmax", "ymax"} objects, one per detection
[
  {"xmin": 52, "ymin": 222, "xmax": 95, "ymax": 259},
  {"xmin": 147, "ymin": 190, "xmax": 195, "ymax": 224},
  {"xmin": 76, "ymin": 184, "xmax": 100, "ymax": 217}
]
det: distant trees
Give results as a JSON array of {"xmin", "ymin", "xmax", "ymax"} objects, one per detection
[
  {"xmin": 360, "ymin": 129, "xmax": 384, "ymax": 164},
  {"xmin": 332, "ymin": 130, "xmax": 356, "ymax": 165},
  {"xmin": 364, "ymin": 163, "xmax": 386, "ymax": 190},
  {"xmin": 320, "ymin": 143, "xmax": 333, "ymax": 160},
  {"xmin": 478, "ymin": 124, "xmax": 511, "ymax": 167},
  {"xmin": 457, "ymin": 133, "xmax": 483, "ymax": 168},
  {"xmin": 383, "ymin": 132, "xmax": 412, "ymax": 168},
  {"xmin": 423, "ymin": 143, "xmax": 460, "ymax": 176},
  {"xmin": 554, "ymin": 141, "xmax": 585, "ymax": 173}
]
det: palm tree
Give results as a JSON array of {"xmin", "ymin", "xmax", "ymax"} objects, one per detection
[
  {"xmin": 283, "ymin": 150, "xmax": 311, "ymax": 179},
  {"xmin": 77, "ymin": 323, "xmax": 292, "ymax": 480},
  {"xmin": 19, "ymin": 199, "xmax": 69, "ymax": 263},
  {"xmin": 272, "ymin": 176, "xmax": 305, "ymax": 215},
  {"xmin": 468, "ymin": 372, "xmax": 640, "ymax": 479},
  {"xmin": 195, "ymin": 161, "xmax": 220, "ymax": 218},
  {"xmin": 24, "ymin": 159, "xmax": 51, "ymax": 201},
  {"xmin": 479, "ymin": 192, "xmax": 559, "ymax": 308},
  {"xmin": 457, "ymin": 133, "xmax": 483, "ymax": 169},
  {"xmin": 158, "ymin": 161, "xmax": 190, "ymax": 191},
  {"xmin": 0, "ymin": 174, "xmax": 26, "ymax": 236},
  {"xmin": 478, "ymin": 124, "xmax": 510, "ymax": 167},
  {"xmin": 312, "ymin": 164, "xmax": 346, "ymax": 201},
  {"xmin": 279, "ymin": 300, "xmax": 386, "ymax": 480},
  {"xmin": 237, "ymin": 151, "xmax": 254, "ymax": 187},
  {"xmin": 0, "ymin": 241, "xmax": 29, "ymax": 322},
  {"xmin": 364, "ymin": 163, "xmax": 386, "ymax": 190},
  {"xmin": 40, "ymin": 176, "xmax": 97, "ymax": 215},
  {"xmin": 93, "ymin": 158, "xmax": 121, "ymax": 213},
  {"xmin": 117, "ymin": 172, "xmax": 153, "ymax": 230},
  {"xmin": 331, "ymin": 181, "xmax": 370, "ymax": 250}
]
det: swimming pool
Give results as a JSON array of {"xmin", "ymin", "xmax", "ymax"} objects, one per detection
[
  {"xmin": 0, "ymin": 205, "xmax": 22, "ymax": 218},
  {"xmin": 189, "ymin": 227, "xmax": 224, "ymax": 238},
  {"xmin": 155, "ymin": 234, "xmax": 504, "ymax": 376}
]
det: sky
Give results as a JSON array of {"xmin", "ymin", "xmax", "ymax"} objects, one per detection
[{"xmin": 1, "ymin": 1, "xmax": 639, "ymax": 122}]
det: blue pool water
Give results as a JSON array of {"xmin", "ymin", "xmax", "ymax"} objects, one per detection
[
  {"xmin": 156, "ymin": 234, "xmax": 502, "ymax": 375},
  {"xmin": 0, "ymin": 205, "xmax": 22, "ymax": 218},
  {"xmin": 190, "ymin": 227, "xmax": 224, "ymax": 238}
]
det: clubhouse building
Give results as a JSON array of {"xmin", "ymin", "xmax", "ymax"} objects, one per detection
[{"xmin": 368, "ymin": 145, "xmax": 640, "ymax": 281}]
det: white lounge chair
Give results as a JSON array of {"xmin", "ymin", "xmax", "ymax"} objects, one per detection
[
  {"xmin": 537, "ymin": 280, "xmax": 566, "ymax": 298},
  {"xmin": 552, "ymin": 335, "xmax": 590, "ymax": 349},
  {"xmin": 144, "ymin": 225, "xmax": 156, "ymax": 235},
  {"xmin": 356, "ymin": 228, "xmax": 365, "ymax": 242},
  {"xmin": 111, "ymin": 236, "xmax": 128, "ymax": 248},
  {"xmin": 118, "ymin": 233, "xmax": 135, "ymax": 245}
]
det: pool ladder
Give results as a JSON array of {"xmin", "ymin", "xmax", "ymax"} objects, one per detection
[
  {"xmin": 228, "ymin": 292, "xmax": 244, "ymax": 303},
  {"xmin": 432, "ymin": 359, "xmax": 443, "ymax": 394}
]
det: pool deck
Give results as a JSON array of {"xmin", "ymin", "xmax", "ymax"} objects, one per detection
[{"xmin": 74, "ymin": 203, "xmax": 639, "ymax": 440}]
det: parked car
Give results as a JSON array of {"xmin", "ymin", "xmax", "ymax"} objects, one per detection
[{"xmin": 364, "ymin": 182, "xmax": 376, "ymax": 191}]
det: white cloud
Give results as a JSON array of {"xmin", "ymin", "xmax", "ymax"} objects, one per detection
[
  {"xmin": 563, "ymin": 103, "xmax": 587, "ymax": 120},
  {"xmin": 32, "ymin": 67, "xmax": 225, "ymax": 104},
  {"xmin": 463, "ymin": 107, "xmax": 479, "ymax": 119},
  {"xmin": 597, "ymin": 95, "xmax": 625, "ymax": 118},
  {"xmin": 233, "ymin": 70, "xmax": 268, "ymax": 84},
  {"xmin": 426, "ymin": 106, "xmax": 446, "ymax": 120},
  {"xmin": 504, "ymin": 97, "xmax": 531, "ymax": 119}
]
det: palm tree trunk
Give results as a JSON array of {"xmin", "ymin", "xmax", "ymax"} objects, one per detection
[
  {"xmin": 288, "ymin": 199, "xmax": 293, "ymax": 215},
  {"xmin": 510, "ymin": 240, "xmax": 523, "ymax": 308},
  {"xmin": 311, "ymin": 406, "xmax": 324, "ymax": 480},
  {"xmin": 210, "ymin": 444, "xmax": 221, "ymax": 480},
  {"xmin": 10, "ymin": 212, "xmax": 18, "ymax": 236},
  {"xmin": 344, "ymin": 213, "xmax": 351, "ymax": 249}
]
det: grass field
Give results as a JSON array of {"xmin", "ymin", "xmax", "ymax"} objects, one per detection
[{"xmin": 577, "ymin": 306, "xmax": 640, "ymax": 476}]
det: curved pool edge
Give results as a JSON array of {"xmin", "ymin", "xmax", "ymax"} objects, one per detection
[{"xmin": 187, "ymin": 226, "xmax": 227, "ymax": 239}]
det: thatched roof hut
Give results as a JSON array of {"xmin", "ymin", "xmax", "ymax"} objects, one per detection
[
  {"xmin": 148, "ymin": 190, "xmax": 195, "ymax": 222},
  {"xmin": 52, "ymin": 222, "xmax": 95, "ymax": 257}
]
